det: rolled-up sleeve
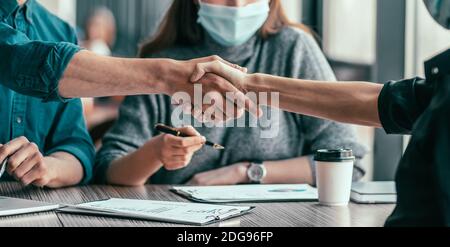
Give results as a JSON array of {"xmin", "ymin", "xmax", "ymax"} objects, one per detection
[
  {"xmin": 0, "ymin": 22, "xmax": 80, "ymax": 102},
  {"xmin": 378, "ymin": 77, "xmax": 432, "ymax": 135}
]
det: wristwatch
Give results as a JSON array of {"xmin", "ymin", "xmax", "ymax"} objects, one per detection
[{"xmin": 247, "ymin": 161, "xmax": 267, "ymax": 184}]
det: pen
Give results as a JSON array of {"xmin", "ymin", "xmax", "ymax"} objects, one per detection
[
  {"xmin": 0, "ymin": 158, "xmax": 7, "ymax": 179},
  {"xmin": 155, "ymin": 124, "xmax": 225, "ymax": 150}
]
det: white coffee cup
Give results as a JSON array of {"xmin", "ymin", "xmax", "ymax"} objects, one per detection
[{"xmin": 315, "ymin": 149, "xmax": 355, "ymax": 206}]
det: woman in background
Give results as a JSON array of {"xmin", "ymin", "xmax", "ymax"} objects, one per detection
[{"xmin": 95, "ymin": 0, "xmax": 366, "ymax": 186}]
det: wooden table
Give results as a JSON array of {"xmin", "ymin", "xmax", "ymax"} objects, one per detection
[{"xmin": 0, "ymin": 182, "xmax": 395, "ymax": 227}]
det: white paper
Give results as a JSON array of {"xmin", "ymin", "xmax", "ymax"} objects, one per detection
[
  {"xmin": 172, "ymin": 184, "xmax": 318, "ymax": 203},
  {"xmin": 71, "ymin": 198, "xmax": 252, "ymax": 225}
]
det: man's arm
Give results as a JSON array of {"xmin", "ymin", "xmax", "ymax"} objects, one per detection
[{"xmin": 0, "ymin": 23, "xmax": 259, "ymax": 116}]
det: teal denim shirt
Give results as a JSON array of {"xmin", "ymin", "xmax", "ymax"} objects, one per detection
[{"xmin": 0, "ymin": 0, "xmax": 94, "ymax": 184}]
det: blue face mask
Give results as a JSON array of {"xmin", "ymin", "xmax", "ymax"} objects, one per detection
[{"xmin": 197, "ymin": 0, "xmax": 270, "ymax": 47}]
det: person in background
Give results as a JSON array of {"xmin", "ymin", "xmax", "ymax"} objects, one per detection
[
  {"xmin": 95, "ymin": 0, "xmax": 367, "ymax": 187},
  {"xmin": 80, "ymin": 7, "xmax": 123, "ymax": 147},
  {"xmin": 189, "ymin": 0, "xmax": 450, "ymax": 227},
  {"xmin": 81, "ymin": 7, "xmax": 116, "ymax": 57}
]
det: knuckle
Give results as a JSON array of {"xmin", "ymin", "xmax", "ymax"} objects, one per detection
[
  {"xmin": 29, "ymin": 142, "xmax": 39, "ymax": 150},
  {"xmin": 20, "ymin": 177, "xmax": 29, "ymax": 186},
  {"xmin": 14, "ymin": 168, "xmax": 25, "ymax": 178},
  {"xmin": 19, "ymin": 136, "xmax": 29, "ymax": 143},
  {"xmin": 8, "ymin": 157, "xmax": 17, "ymax": 166},
  {"xmin": 36, "ymin": 152, "xmax": 44, "ymax": 160},
  {"xmin": 37, "ymin": 162, "xmax": 47, "ymax": 174},
  {"xmin": 180, "ymin": 148, "xmax": 189, "ymax": 155},
  {"xmin": 162, "ymin": 134, "xmax": 171, "ymax": 142},
  {"xmin": 195, "ymin": 63, "xmax": 202, "ymax": 71},
  {"xmin": 180, "ymin": 139, "xmax": 189, "ymax": 147}
]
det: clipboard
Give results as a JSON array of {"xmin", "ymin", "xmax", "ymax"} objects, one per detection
[{"xmin": 58, "ymin": 198, "xmax": 254, "ymax": 226}]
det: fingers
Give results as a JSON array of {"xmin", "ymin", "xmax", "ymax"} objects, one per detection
[
  {"xmin": 163, "ymin": 155, "xmax": 193, "ymax": 171},
  {"xmin": 196, "ymin": 73, "xmax": 262, "ymax": 119},
  {"xmin": 177, "ymin": 126, "xmax": 201, "ymax": 137},
  {"xmin": 7, "ymin": 142, "xmax": 39, "ymax": 175},
  {"xmin": 159, "ymin": 128, "xmax": 205, "ymax": 170},
  {"xmin": 165, "ymin": 143, "xmax": 204, "ymax": 156},
  {"xmin": 20, "ymin": 161, "xmax": 48, "ymax": 187},
  {"xmin": 0, "ymin": 136, "xmax": 30, "ymax": 164},
  {"xmin": 191, "ymin": 60, "xmax": 226, "ymax": 83},
  {"xmin": 0, "ymin": 137, "xmax": 48, "ymax": 187},
  {"xmin": 210, "ymin": 56, "xmax": 247, "ymax": 73},
  {"xmin": 195, "ymin": 55, "xmax": 247, "ymax": 74},
  {"xmin": 12, "ymin": 153, "xmax": 42, "ymax": 182},
  {"xmin": 164, "ymin": 133, "xmax": 205, "ymax": 148}
]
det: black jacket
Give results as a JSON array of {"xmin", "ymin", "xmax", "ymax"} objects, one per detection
[{"xmin": 378, "ymin": 49, "xmax": 450, "ymax": 226}]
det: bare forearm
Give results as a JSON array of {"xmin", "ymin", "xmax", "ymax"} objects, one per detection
[
  {"xmin": 247, "ymin": 74, "xmax": 383, "ymax": 127},
  {"xmin": 106, "ymin": 138, "xmax": 163, "ymax": 186},
  {"xmin": 59, "ymin": 50, "xmax": 183, "ymax": 98},
  {"xmin": 45, "ymin": 152, "xmax": 84, "ymax": 188},
  {"xmin": 262, "ymin": 157, "xmax": 313, "ymax": 185}
]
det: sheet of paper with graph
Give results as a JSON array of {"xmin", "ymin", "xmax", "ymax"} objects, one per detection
[
  {"xmin": 171, "ymin": 184, "xmax": 318, "ymax": 203},
  {"xmin": 58, "ymin": 198, "xmax": 253, "ymax": 226}
]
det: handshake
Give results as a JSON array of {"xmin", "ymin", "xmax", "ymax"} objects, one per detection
[{"xmin": 167, "ymin": 55, "xmax": 264, "ymax": 123}]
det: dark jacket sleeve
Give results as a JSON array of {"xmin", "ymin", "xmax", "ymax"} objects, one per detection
[{"xmin": 378, "ymin": 77, "xmax": 434, "ymax": 135}]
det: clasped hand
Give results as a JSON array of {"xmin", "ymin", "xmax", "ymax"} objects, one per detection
[{"xmin": 172, "ymin": 55, "xmax": 262, "ymax": 123}]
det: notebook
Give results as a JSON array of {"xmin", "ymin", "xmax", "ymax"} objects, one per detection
[
  {"xmin": 0, "ymin": 196, "xmax": 60, "ymax": 217},
  {"xmin": 351, "ymin": 182, "xmax": 397, "ymax": 204},
  {"xmin": 58, "ymin": 198, "xmax": 254, "ymax": 226},
  {"xmin": 172, "ymin": 184, "xmax": 318, "ymax": 203}
]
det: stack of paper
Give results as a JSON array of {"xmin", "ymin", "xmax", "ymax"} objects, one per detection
[
  {"xmin": 172, "ymin": 184, "xmax": 318, "ymax": 203},
  {"xmin": 58, "ymin": 198, "xmax": 254, "ymax": 226}
]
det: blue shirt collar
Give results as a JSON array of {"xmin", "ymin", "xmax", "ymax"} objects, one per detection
[{"xmin": 0, "ymin": 0, "xmax": 34, "ymax": 23}]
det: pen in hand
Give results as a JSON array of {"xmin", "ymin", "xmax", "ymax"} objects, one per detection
[
  {"xmin": 0, "ymin": 158, "xmax": 7, "ymax": 179},
  {"xmin": 155, "ymin": 124, "xmax": 225, "ymax": 150}
]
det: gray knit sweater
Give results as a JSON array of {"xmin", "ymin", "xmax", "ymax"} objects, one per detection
[{"xmin": 95, "ymin": 27, "xmax": 367, "ymax": 184}]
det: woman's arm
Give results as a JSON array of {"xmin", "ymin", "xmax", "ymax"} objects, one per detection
[
  {"xmin": 191, "ymin": 62, "xmax": 383, "ymax": 128},
  {"xmin": 187, "ymin": 157, "xmax": 313, "ymax": 186},
  {"xmin": 262, "ymin": 157, "xmax": 313, "ymax": 185},
  {"xmin": 106, "ymin": 127, "xmax": 205, "ymax": 186},
  {"xmin": 248, "ymin": 74, "xmax": 383, "ymax": 127},
  {"xmin": 105, "ymin": 137, "xmax": 164, "ymax": 186}
]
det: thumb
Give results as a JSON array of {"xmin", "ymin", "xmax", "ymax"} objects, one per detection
[
  {"xmin": 191, "ymin": 60, "xmax": 242, "ymax": 83},
  {"xmin": 190, "ymin": 61, "xmax": 220, "ymax": 83},
  {"xmin": 178, "ymin": 125, "xmax": 201, "ymax": 137}
]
